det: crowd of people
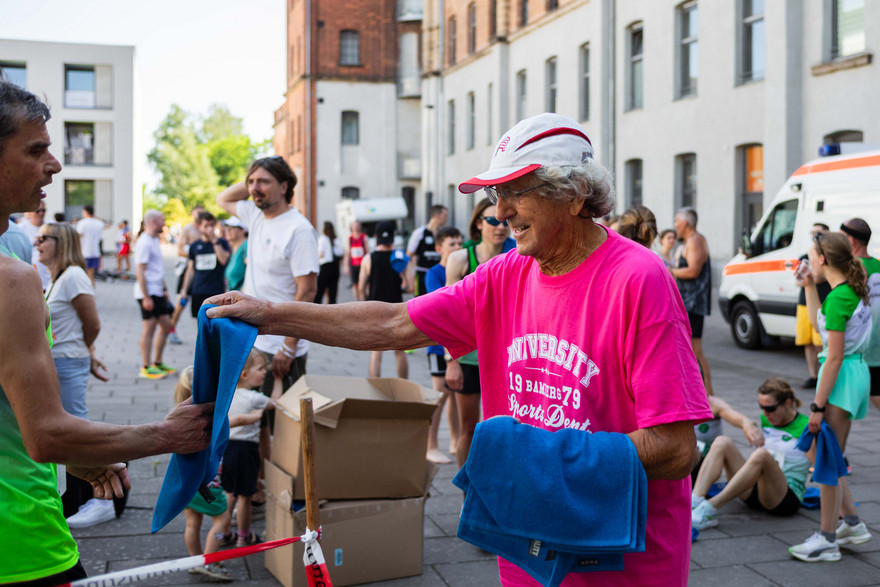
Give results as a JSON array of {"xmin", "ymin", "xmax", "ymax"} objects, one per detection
[{"xmin": 3, "ymin": 74, "xmax": 880, "ymax": 586}]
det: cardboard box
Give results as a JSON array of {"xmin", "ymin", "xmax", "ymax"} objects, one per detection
[
  {"xmin": 273, "ymin": 375, "xmax": 438, "ymax": 500},
  {"xmin": 264, "ymin": 459, "xmax": 428, "ymax": 587}
]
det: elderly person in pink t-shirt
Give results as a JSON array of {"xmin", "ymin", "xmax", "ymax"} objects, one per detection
[{"xmin": 206, "ymin": 113, "xmax": 712, "ymax": 586}]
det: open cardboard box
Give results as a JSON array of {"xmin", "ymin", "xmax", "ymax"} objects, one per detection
[
  {"xmin": 264, "ymin": 459, "xmax": 438, "ymax": 587},
  {"xmin": 273, "ymin": 375, "xmax": 439, "ymax": 500}
]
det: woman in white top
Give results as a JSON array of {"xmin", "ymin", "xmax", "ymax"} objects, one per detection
[{"xmin": 314, "ymin": 221, "xmax": 344, "ymax": 304}]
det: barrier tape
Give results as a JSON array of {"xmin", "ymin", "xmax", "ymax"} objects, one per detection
[
  {"xmin": 55, "ymin": 535, "xmax": 302, "ymax": 587},
  {"xmin": 303, "ymin": 527, "xmax": 333, "ymax": 587}
]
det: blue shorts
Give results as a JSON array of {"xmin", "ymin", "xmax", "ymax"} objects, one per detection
[
  {"xmin": 820, "ymin": 354, "xmax": 870, "ymax": 420},
  {"xmin": 85, "ymin": 257, "xmax": 100, "ymax": 270}
]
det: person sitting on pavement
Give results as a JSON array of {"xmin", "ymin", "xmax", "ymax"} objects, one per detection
[
  {"xmin": 0, "ymin": 77, "xmax": 213, "ymax": 585},
  {"xmin": 692, "ymin": 394, "xmax": 765, "ymax": 483},
  {"xmin": 692, "ymin": 378, "xmax": 810, "ymax": 531}
]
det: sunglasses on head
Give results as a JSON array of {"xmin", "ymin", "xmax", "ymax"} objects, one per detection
[{"xmin": 481, "ymin": 215, "xmax": 508, "ymax": 227}]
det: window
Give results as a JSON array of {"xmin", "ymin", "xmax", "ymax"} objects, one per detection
[
  {"xmin": 751, "ymin": 199, "xmax": 797, "ymax": 256},
  {"xmin": 678, "ymin": 2, "xmax": 698, "ymax": 97},
  {"xmin": 547, "ymin": 0, "xmax": 558, "ymax": 11},
  {"xmin": 824, "ymin": 129, "xmax": 864, "ymax": 143},
  {"xmin": 676, "ymin": 154, "xmax": 697, "ymax": 209},
  {"xmin": 64, "ymin": 123, "xmax": 95, "ymax": 165},
  {"xmin": 0, "ymin": 61, "xmax": 26, "ymax": 88},
  {"xmin": 341, "ymin": 111, "xmax": 359, "ymax": 145},
  {"xmin": 64, "ymin": 65, "xmax": 96, "ymax": 109},
  {"xmin": 545, "ymin": 57, "xmax": 558, "ymax": 113},
  {"xmin": 831, "ymin": 0, "xmax": 865, "ymax": 59},
  {"xmin": 520, "ymin": 0, "xmax": 528, "ymax": 27},
  {"xmin": 448, "ymin": 100, "xmax": 455, "ymax": 155},
  {"xmin": 579, "ymin": 44, "xmax": 590, "ymax": 120},
  {"xmin": 625, "ymin": 159, "xmax": 643, "ymax": 207},
  {"xmin": 398, "ymin": 31, "xmax": 420, "ymax": 96},
  {"xmin": 448, "ymin": 17, "xmax": 457, "ymax": 66},
  {"xmin": 466, "ymin": 92, "xmax": 475, "ymax": 150},
  {"xmin": 468, "ymin": 3, "xmax": 477, "ymax": 54},
  {"xmin": 398, "ymin": 0, "xmax": 423, "ymax": 20},
  {"xmin": 516, "ymin": 70, "xmax": 527, "ymax": 121},
  {"xmin": 64, "ymin": 179, "xmax": 95, "ymax": 219},
  {"xmin": 628, "ymin": 23, "xmax": 644, "ymax": 110},
  {"xmin": 340, "ymin": 30, "xmax": 360, "ymax": 65},
  {"xmin": 741, "ymin": 0, "xmax": 764, "ymax": 82},
  {"xmin": 341, "ymin": 187, "xmax": 360, "ymax": 200},
  {"xmin": 487, "ymin": 83, "xmax": 493, "ymax": 144},
  {"xmin": 738, "ymin": 144, "xmax": 764, "ymax": 242},
  {"xmin": 489, "ymin": 0, "xmax": 497, "ymax": 39}
]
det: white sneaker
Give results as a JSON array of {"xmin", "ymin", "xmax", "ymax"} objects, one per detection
[
  {"xmin": 691, "ymin": 500, "xmax": 718, "ymax": 530},
  {"xmin": 836, "ymin": 520, "xmax": 872, "ymax": 545},
  {"xmin": 167, "ymin": 331, "xmax": 183, "ymax": 345},
  {"xmin": 789, "ymin": 532, "xmax": 841, "ymax": 562},
  {"xmin": 66, "ymin": 498, "xmax": 116, "ymax": 528},
  {"xmin": 692, "ymin": 494, "xmax": 706, "ymax": 509}
]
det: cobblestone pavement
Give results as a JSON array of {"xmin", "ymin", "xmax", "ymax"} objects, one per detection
[{"xmin": 71, "ymin": 247, "xmax": 880, "ymax": 586}]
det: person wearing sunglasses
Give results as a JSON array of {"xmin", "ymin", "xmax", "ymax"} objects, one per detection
[
  {"xmin": 206, "ymin": 113, "xmax": 711, "ymax": 585},
  {"xmin": 789, "ymin": 230, "xmax": 873, "ymax": 562},
  {"xmin": 691, "ymin": 378, "xmax": 810, "ymax": 532}
]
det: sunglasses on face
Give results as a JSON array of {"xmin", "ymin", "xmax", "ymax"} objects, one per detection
[
  {"xmin": 481, "ymin": 215, "xmax": 508, "ymax": 227},
  {"xmin": 35, "ymin": 234, "xmax": 58, "ymax": 245},
  {"xmin": 758, "ymin": 401, "xmax": 782, "ymax": 413},
  {"xmin": 35, "ymin": 209, "xmax": 46, "ymax": 214},
  {"xmin": 813, "ymin": 232, "xmax": 826, "ymax": 258},
  {"xmin": 483, "ymin": 183, "xmax": 549, "ymax": 205}
]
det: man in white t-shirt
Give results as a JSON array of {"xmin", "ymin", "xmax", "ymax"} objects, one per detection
[
  {"xmin": 217, "ymin": 156, "xmax": 319, "ymax": 391},
  {"xmin": 133, "ymin": 210, "xmax": 176, "ymax": 380},
  {"xmin": 17, "ymin": 202, "xmax": 51, "ymax": 289},
  {"xmin": 76, "ymin": 205, "xmax": 106, "ymax": 283}
]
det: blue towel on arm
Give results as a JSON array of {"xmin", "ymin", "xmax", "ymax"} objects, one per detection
[
  {"xmin": 452, "ymin": 417, "xmax": 647, "ymax": 587},
  {"xmin": 151, "ymin": 304, "xmax": 258, "ymax": 532},
  {"xmin": 796, "ymin": 421, "xmax": 848, "ymax": 486}
]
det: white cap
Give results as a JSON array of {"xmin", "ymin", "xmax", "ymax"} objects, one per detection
[
  {"xmin": 458, "ymin": 113, "xmax": 594, "ymax": 194},
  {"xmin": 223, "ymin": 216, "xmax": 244, "ymax": 228}
]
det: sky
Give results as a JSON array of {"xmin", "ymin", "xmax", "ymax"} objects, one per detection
[{"xmin": 0, "ymin": 0, "xmax": 286, "ymax": 186}]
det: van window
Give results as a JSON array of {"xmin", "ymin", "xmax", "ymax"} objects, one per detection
[{"xmin": 751, "ymin": 198, "xmax": 797, "ymax": 256}]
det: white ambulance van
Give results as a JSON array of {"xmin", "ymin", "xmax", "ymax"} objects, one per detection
[{"xmin": 718, "ymin": 147, "xmax": 880, "ymax": 349}]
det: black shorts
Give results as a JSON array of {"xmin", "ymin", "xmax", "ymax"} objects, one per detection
[
  {"xmin": 743, "ymin": 485, "xmax": 801, "ymax": 516},
  {"xmin": 14, "ymin": 561, "xmax": 87, "ymax": 586},
  {"xmin": 456, "ymin": 363, "xmax": 481, "ymax": 395},
  {"xmin": 190, "ymin": 294, "xmax": 211, "ymax": 318},
  {"xmin": 428, "ymin": 353, "xmax": 447, "ymax": 376},
  {"xmin": 687, "ymin": 312, "xmax": 704, "ymax": 339},
  {"xmin": 870, "ymin": 366, "xmax": 880, "ymax": 397},
  {"xmin": 137, "ymin": 295, "xmax": 174, "ymax": 320},
  {"xmin": 221, "ymin": 440, "xmax": 261, "ymax": 497},
  {"xmin": 350, "ymin": 264, "xmax": 361, "ymax": 287}
]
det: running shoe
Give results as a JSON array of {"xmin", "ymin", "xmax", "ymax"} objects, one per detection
[
  {"xmin": 153, "ymin": 362, "xmax": 176, "ymax": 374},
  {"xmin": 789, "ymin": 532, "xmax": 841, "ymax": 562},
  {"xmin": 691, "ymin": 500, "xmax": 718, "ymax": 530},
  {"xmin": 236, "ymin": 531, "xmax": 263, "ymax": 548},
  {"xmin": 167, "ymin": 331, "xmax": 183, "ymax": 345},
  {"xmin": 139, "ymin": 365, "xmax": 167, "ymax": 379},
  {"xmin": 836, "ymin": 520, "xmax": 872, "ymax": 545},
  {"xmin": 66, "ymin": 498, "xmax": 116, "ymax": 528},
  {"xmin": 190, "ymin": 563, "xmax": 232, "ymax": 581}
]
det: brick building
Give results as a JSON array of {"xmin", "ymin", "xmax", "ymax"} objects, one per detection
[{"xmin": 273, "ymin": 0, "xmax": 423, "ymax": 232}]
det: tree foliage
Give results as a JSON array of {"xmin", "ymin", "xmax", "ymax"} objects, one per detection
[{"xmin": 147, "ymin": 103, "xmax": 268, "ymax": 215}]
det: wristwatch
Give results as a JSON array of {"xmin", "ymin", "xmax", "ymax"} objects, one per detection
[{"xmin": 810, "ymin": 402, "xmax": 826, "ymax": 413}]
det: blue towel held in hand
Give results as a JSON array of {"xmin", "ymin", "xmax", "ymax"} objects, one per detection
[
  {"xmin": 452, "ymin": 417, "xmax": 647, "ymax": 587},
  {"xmin": 151, "ymin": 304, "xmax": 258, "ymax": 532},
  {"xmin": 796, "ymin": 421, "xmax": 848, "ymax": 486}
]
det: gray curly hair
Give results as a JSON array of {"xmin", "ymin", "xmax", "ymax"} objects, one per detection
[{"xmin": 533, "ymin": 159, "xmax": 616, "ymax": 218}]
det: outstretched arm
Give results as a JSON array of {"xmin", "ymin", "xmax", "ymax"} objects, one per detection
[{"xmin": 710, "ymin": 395, "xmax": 763, "ymax": 447}]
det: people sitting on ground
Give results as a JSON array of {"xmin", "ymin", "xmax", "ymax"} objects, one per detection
[
  {"xmin": 692, "ymin": 378, "xmax": 810, "ymax": 531},
  {"xmin": 692, "ymin": 394, "xmax": 765, "ymax": 483}
]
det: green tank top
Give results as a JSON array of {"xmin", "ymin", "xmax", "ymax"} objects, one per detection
[
  {"xmin": 0, "ymin": 246, "xmax": 78, "ymax": 582},
  {"xmin": 456, "ymin": 245, "xmax": 482, "ymax": 366}
]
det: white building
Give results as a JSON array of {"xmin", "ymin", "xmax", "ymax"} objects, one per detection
[
  {"xmin": 422, "ymin": 0, "xmax": 878, "ymax": 260},
  {"xmin": 0, "ymin": 39, "xmax": 137, "ymax": 241}
]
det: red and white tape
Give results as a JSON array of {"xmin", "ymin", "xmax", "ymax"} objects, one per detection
[{"xmin": 54, "ymin": 535, "xmax": 312, "ymax": 587}]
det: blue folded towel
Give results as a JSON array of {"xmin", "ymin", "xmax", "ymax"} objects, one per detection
[
  {"xmin": 452, "ymin": 417, "xmax": 647, "ymax": 587},
  {"xmin": 796, "ymin": 421, "xmax": 848, "ymax": 486},
  {"xmin": 151, "ymin": 304, "xmax": 258, "ymax": 532}
]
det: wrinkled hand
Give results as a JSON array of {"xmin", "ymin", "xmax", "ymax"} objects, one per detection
[
  {"xmin": 204, "ymin": 291, "xmax": 273, "ymax": 332},
  {"xmin": 445, "ymin": 360, "xmax": 463, "ymax": 392},
  {"xmin": 164, "ymin": 397, "xmax": 214, "ymax": 454},
  {"xmin": 273, "ymin": 349, "xmax": 293, "ymax": 380},
  {"xmin": 68, "ymin": 463, "xmax": 130, "ymax": 499},
  {"xmin": 90, "ymin": 354, "xmax": 109, "ymax": 382},
  {"xmin": 808, "ymin": 410, "xmax": 824, "ymax": 434}
]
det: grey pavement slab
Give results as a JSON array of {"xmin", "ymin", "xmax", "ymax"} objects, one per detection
[{"xmin": 68, "ymin": 248, "xmax": 880, "ymax": 585}]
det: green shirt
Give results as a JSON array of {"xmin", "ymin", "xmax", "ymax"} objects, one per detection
[
  {"xmin": 759, "ymin": 412, "xmax": 810, "ymax": 501},
  {"xmin": 818, "ymin": 283, "xmax": 872, "ymax": 357},
  {"xmin": 225, "ymin": 239, "xmax": 248, "ymax": 291},
  {"xmin": 0, "ymin": 248, "xmax": 78, "ymax": 582},
  {"xmin": 860, "ymin": 256, "xmax": 880, "ymax": 366}
]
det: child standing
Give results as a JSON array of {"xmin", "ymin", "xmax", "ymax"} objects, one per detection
[
  {"xmin": 174, "ymin": 367, "xmax": 233, "ymax": 581},
  {"xmin": 222, "ymin": 348, "xmax": 279, "ymax": 547}
]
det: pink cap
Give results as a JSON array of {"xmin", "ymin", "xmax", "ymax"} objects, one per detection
[{"xmin": 458, "ymin": 113, "xmax": 593, "ymax": 194}]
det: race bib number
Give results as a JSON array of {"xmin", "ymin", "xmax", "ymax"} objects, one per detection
[
  {"xmin": 195, "ymin": 253, "xmax": 217, "ymax": 271},
  {"xmin": 351, "ymin": 246, "xmax": 364, "ymax": 260}
]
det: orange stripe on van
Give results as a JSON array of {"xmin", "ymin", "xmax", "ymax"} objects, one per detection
[
  {"xmin": 792, "ymin": 154, "xmax": 880, "ymax": 176},
  {"xmin": 723, "ymin": 259, "xmax": 798, "ymax": 276}
]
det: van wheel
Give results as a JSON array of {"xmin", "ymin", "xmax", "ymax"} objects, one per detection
[{"xmin": 731, "ymin": 301, "xmax": 762, "ymax": 349}]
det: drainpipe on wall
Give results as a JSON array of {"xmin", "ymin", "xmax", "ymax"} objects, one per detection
[{"xmin": 305, "ymin": 0, "xmax": 314, "ymax": 223}]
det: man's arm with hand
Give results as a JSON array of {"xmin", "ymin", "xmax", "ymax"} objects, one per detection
[
  {"xmin": 628, "ymin": 420, "xmax": 697, "ymax": 480},
  {"xmin": 216, "ymin": 181, "xmax": 249, "ymax": 217}
]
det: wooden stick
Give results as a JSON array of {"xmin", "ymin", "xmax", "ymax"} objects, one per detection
[{"xmin": 300, "ymin": 397, "xmax": 320, "ymax": 533}]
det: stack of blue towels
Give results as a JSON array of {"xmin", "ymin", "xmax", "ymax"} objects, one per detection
[{"xmin": 453, "ymin": 417, "xmax": 647, "ymax": 587}]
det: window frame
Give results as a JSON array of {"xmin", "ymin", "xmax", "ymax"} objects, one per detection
[
  {"xmin": 448, "ymin": 99, "xmax": 456, "ymax": 155},
  {"xmin": 740, "ymin": 0, "xmax": 765, "ymax": 83},
  {"xmin": 0, "ymin": 61, "xmax": 27, "ymax": 88},
  {"xmin": 448, "ymin": 16, "xmax": 457, "ymax": 66},
  {"xmin": 339, "ymin": 30, "xmax": 361, "ymax": 66},
  {"xmin": 677, "ymin": 1, "xmax": 698, "ymax": 98},
  {"xmin": 675, "ymin": 153, "xmax": 697, "ymax": 210},
  {"xmin": 625, "ymin": 159, "xmax": 643, "ymax": 208},
  {"xmin": 341, "ymin": 110, "xmax": 360, "ymax": 145},
  {"xmin": 545, "ymin": 57, "xmax": 558, "ymax": 113},
  {"xmin": 627, "ymin": 23, "xmax": 644, "ymax": 111},
  {"xmin": 831, "ymin": 0, "xmax": 866, "ymax": 60},
  {"xmin": 516, "ymin": 70, "xmax": 527, "ymax": 121},
  {"xmin": 468, "ymin": 3, "xmax": 477, "ymax": 55},
  {"xmin": 578, "ymin": 43, "xmax": 590, "ymax": 121},
  {"xmin": 466, "ymin": 91, "xmax": 476, "ymax": 150}
]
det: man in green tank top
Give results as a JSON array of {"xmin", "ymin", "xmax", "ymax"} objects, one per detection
[{"xmin": 0, "ymin": 79, "xmax": 215, "ymax": 584}]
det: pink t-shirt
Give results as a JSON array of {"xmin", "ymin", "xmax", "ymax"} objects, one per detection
[{"xmin": 407, "ymin": 228, "xmax": 711, "ymax": 587}]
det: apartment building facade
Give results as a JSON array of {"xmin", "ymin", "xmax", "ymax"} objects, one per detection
[
  {"xmin": 423, "ymin": 0, "xmax": 878, "ymax": 259},
  {"xmin": 0, "ymin": 39, "xmax": 137, "ymax": 238},
  {"xmin": 273, "ymin": 0, "xmax": 423, "ymax": 231}
]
